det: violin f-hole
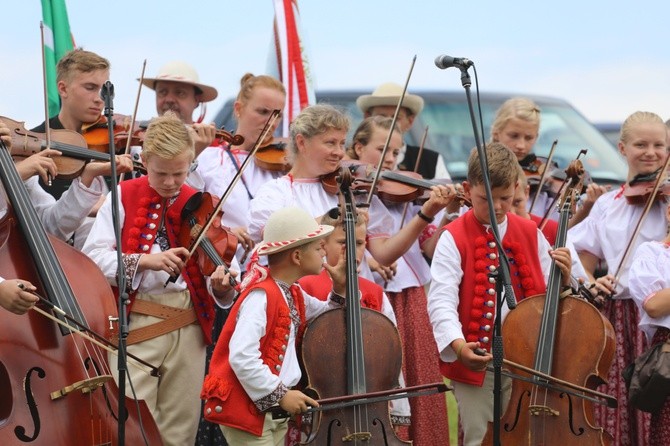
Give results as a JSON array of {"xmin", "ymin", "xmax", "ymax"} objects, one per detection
[
  {"xmin": 503, "ymin": 389, "xmax": 530, "ymax": 433},
  {"xmin": 14, "ymin": 366, "xmax": 46, "ymax": 442}
]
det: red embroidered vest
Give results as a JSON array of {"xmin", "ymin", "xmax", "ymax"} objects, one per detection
[
  {"xmin": 200, "ymin": 277, "xmax": 306, "ymax": 436},
  {"xmin": 298, "ymin": 269, "xmax": 383, "ymax": 312},
  {"xmin": 441, "ymin": 210, "xmax": 546, "ymax": 386},
  {"xmin": 119, "ymin": 176, "xmax": 215, "ymax": 344}
]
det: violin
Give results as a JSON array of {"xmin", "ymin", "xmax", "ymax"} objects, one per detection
[
  {"xmin": 1, "ymin": 115, "xmax": 145, "ymax": 178},
  {"xmin": 86, "ymin": 115, "xmax": 245, "ymax": 151},
  {"xmin": 254, "ymin": 137, "xmax": 291, "ymax": 172},
  {"xmin": 81, "ymin": 114, "xmax": 144, "ymax": 152},
  {"xmin": 213, "ymin": 128, "xmax": 245, "ymax": 147},
  {"xmin": 321, "ymin": 160, "xmax": 471, "ymax": 206},
  {"xmin": 177, "ymin": 192, "xmax": 238, "ymax": 286},
  {"xmin": 519, "ymin": 153, "xmax": 559, "ymax": 186},
  {"xmin": 624, "ymin": 169, "xmax": 670, "ymax": 205}
]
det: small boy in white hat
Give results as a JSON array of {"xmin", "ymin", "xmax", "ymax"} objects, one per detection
[{"xmin": 201, "ymin": 207, "xmax": 347, "ymax": 445}]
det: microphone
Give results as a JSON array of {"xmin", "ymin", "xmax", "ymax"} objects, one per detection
[{"xmin": 434, "ymin": 55, "xmax": 473, "ymax": 70}]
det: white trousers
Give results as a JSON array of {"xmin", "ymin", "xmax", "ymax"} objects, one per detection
[
  {"xmin": 110, "ymin": 290, "xmax": 206, "ymax": 446},
  {"xmin": 451, "ymin": 371, "xmax": 512, "ymax": 446},
  {"xmin": 221, "ymin": 413, "xmax": 289, "ymax": 446}
]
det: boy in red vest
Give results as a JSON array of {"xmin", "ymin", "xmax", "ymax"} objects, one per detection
[
  {"xmin": 427, "ymin": 142, "xmax": 573, "ymax": 446},
  {"xmin": 82, "ymin": 113, "xmax": 236, "ymax": 446},
  {"xmin": 201, "ymin": 206, "xmax": 347, "ymax": 445}
]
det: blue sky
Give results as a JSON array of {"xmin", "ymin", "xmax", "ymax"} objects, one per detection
[{"xmin": 2, "ymin": 1, "xmax": 668, "ymax": 128}]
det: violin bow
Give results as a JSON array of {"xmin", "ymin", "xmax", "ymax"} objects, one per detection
[
  {"xmin": 119, "ymin": 59, "xmax": 147, "ymax": 183},
  {"xmin": 39, "ymin": 21, "xmax": 53, "ymax": 186},
  {"xmin": 174, "ymin": 110, "xmax": 281, "ymax": 275},
  {"xmin": 22, "ymin": 287, "xmax": 160, "ymax": 376},
  {"xmin": 365, "ymin": 55, "xmax": 417, "ymax": 206},
  {"xmin": 486, "ymin": 357, "xmax": 617, "ymax": 408},
  {"xmin": 267, "ymin": 381, "xmax": 450, "ymax": 419},
  {"xmin": 528, "ymin": 139, "xmax": 558, "ymax": 214},
  {"xmin": 398, "ymin": 125, "xmax": 429, "ymax": 229}
]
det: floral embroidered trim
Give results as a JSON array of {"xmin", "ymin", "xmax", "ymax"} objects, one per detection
[
  {"xmin": 614, "ymin": 184, "xmax": 626, "ymax": 200},
  {"xmin": 330, "ymin": 291, "xmax": 346, "ymax": 306},
  {"xmin": 155, "ymin": 226, "xmax": 170, "ymax": 252},
  {"xmin": 255, "ymin": 382, "xmax": 289, "ymax": 412},
  {"xmin": 121, "ymin": 253, "xmax": 142, "ymax": 293},
  {"xmin": 277, "ymin": 280, "xmax": 301, "ymax": 330},
  {"xmin": 419, "ymin": 224, "xmax": 437, "ymax": 249},
  {"xmin": 391, "ymin": 415, "xmax": 411, "ymax": 426}
]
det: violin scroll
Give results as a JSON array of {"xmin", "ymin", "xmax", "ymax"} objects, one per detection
[{"xmin": 215, "ymin": 128, "xmax": 244, "ymax": 146}]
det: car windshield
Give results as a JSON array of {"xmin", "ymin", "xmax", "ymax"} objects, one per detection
[
  {"xmin": 413, "ymin": 96, "xmax": 627, "ymax": 183},
  {"xmin": 214, "ymin": 91, "xmax": 627, "ymax": 185}
]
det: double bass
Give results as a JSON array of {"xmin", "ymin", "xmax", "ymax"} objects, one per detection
[
  {"xmin": 483, "ymin": 159, "xmax": 615, "ymax": 445},
  {"xmin": 0, "ymin": 140, "xmax": 162, "ymax": 444}
]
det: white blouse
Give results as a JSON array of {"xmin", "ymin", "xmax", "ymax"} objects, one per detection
[
  {"xmin": 568, "ymin": 187, "xmax": 668, "ymax": 298},
  {"xmin": 628, "ymin": 241, "xmax": 670, "ymax": 340},
  {"xmin": 248, "ymin": 175, "xmax": 393, "ymax": 243}
]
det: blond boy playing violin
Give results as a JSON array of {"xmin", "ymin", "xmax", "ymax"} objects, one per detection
[{"xmin": 82, "ymin": 113, "xmax": 236, "ymax": 446}]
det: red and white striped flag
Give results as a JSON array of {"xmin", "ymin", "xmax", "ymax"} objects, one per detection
[{"xmin": 268, "ymin": 0, "xmax": 316, "ymax": 136}]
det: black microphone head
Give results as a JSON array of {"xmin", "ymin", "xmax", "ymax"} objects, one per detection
[
  {"xmin": 435, "ymin": 55, "xmax": 473, "ymax": 70},
  {"xmin": 434, "ymin": 55, "xmax": 456, "ymax": 70}
]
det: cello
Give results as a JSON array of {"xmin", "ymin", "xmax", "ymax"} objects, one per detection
[
  {"xmin": 0, "ymin": 139, "xmax": 162, "ymax": 444},
  {"xmin": 299, "ymin": 168, "xmax": 411, "ymax": 445},
  {"xmin": 482, "ymin": 159, "xmax": 615, "ymax": 445}
]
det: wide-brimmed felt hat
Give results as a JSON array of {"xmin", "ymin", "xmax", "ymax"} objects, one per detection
[
  {"xmin": 141, "ymin": 61, "xmax": 218, "ymax": 103},
  {"xmin": 356, "ymin": 82, "xmax": 425, "ymax": 116},
  {"xmin": 256, "ymin": 207, "xmax": 334, "ymax": 256}
]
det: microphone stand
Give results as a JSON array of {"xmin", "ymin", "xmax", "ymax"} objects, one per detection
[
  {"xmin": 455, "ymin": 65, "xmax": 517, "ymax": 446},
  {"xmin": 100, "ymin": 80, "xmax": 128, "ymax": 446}
]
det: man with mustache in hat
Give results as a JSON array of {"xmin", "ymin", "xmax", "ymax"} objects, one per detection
[
  {"xmin": 139, "ymin": 61, "xmax": 220, "ymax": 192},
  {"xmin": 141, "ymin": 61, "xmax": 219, "ymax": 157},
  {"xmin": 357, "ymin": 82, "xmax": 451, "ymax": 180}
]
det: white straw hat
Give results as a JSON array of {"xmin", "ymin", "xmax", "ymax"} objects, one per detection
[
  {"xmin": 256, "ymin": 207, "xmax": 334, "ymax": 256},
  {"xmin": 141, "ymin": 61, "xmax": 218, "ymax": 103},
  {"xmin": 356, "ymin": 82, "xmax": 424, "ymax": 116}
]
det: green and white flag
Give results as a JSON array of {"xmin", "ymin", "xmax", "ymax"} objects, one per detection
[{"xmin": 41, "ymin": 0, "xmax": 74, "ymax": 118}]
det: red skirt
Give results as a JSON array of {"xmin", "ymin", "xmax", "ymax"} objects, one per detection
[
  {"xmin": 649, "ymin": 327, "xmax": 670, "ymax": 446},
  {"xmin": 594, "ymin": 298, "xmax": 650, "ymax": 446},
  {"xmin": 388, "ymin": 286, "xmax": 451, "ymax": 445}
]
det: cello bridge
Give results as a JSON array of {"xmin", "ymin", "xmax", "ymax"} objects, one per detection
[
  {"xmin": 50, "ymin": 374, "xmax": 113, "ymax": 400},
  {"xmin": 529, "ymin": 404, "xmax": 559, "ymax": 417},
  {"xmin": 342, "ymin": 432, "xmax": 372, "ymax": 442}
]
